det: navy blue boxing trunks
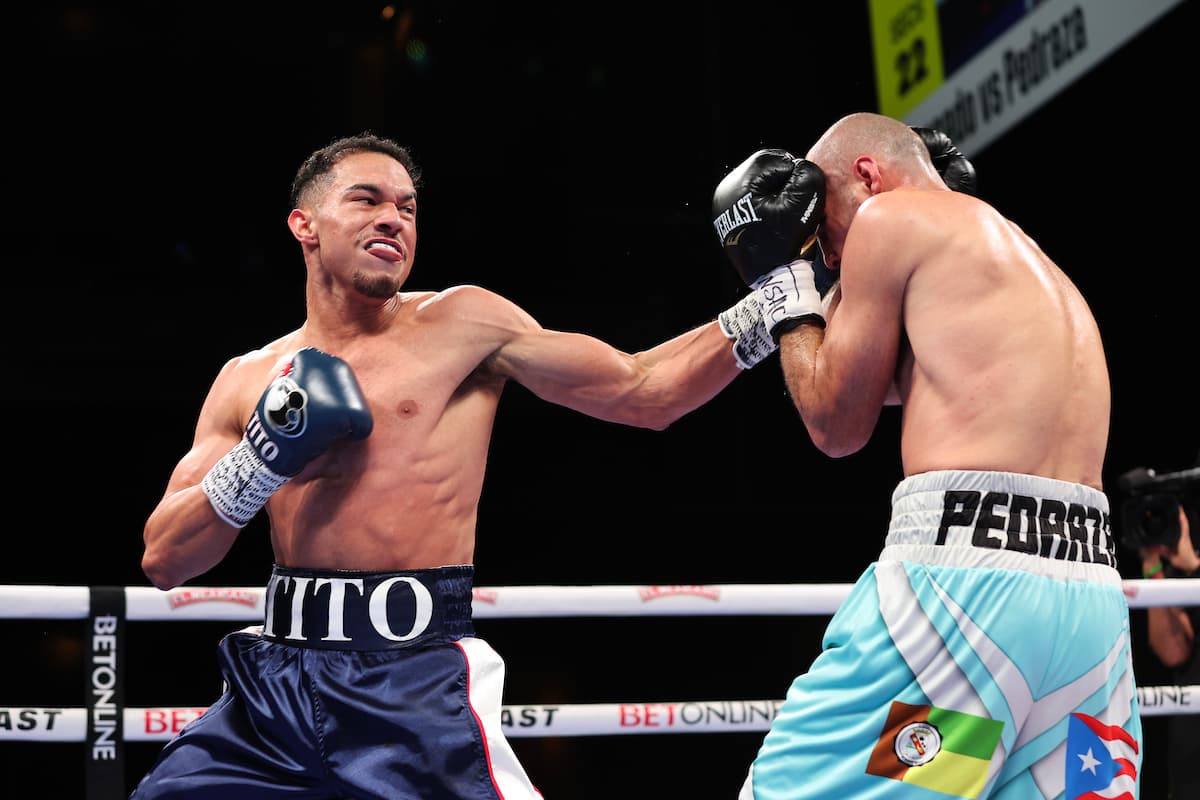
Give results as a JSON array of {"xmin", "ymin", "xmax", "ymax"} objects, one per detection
[{"xmin": 129, "ymin": 564, "xmax": 543, "ymax": 799}]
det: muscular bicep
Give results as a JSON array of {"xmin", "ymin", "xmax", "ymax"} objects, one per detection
[
  {"xmin": 823, "ymin": 281, "xmax": 901, "ymax": 408},
  {"xmin": 495, "ymin": 323, "xmax": 739, "ymax": 431},
  {"xmin": 824, "ymin": 264, "xmax": 904, "ymax": 408},
  {"xmin": 455, "ymin": 284, "xmax": 735, "ymax": 429},
  {"xmin": 791, "ymin": 202, "xmax": 910, "ymax": 451},
  {"xmin": 438, "ymin": 285, "xmax": 639, "ymax": 420},
  {"xmin": 491, "ymin": 325, "xmax": 645, "ymax": 420}
]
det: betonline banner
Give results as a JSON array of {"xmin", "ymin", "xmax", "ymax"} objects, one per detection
[
  {"xmin": 87, "ymin": 587, "xmax": 125, "ymax": 800},
  {"xmin": 870, "ymin": 0, "xmax": 1184, "ymax": 155}
]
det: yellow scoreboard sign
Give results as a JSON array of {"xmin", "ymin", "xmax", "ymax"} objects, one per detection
[
  {"xmin": 869, "ymin": 0, "xmax": 945, "ymax": 120},
  {"xmin": 870, "ymin": 0, "xmax": 1184, "ymax": 155}
]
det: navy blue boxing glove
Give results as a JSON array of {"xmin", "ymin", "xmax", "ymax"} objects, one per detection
[
  {"xmin": 202, "ymin": 347, "xmax": 373, "ymax": 527},
  {"xmin": 246, "ymin": 348, "xmax": 373, "ymax": 476}
]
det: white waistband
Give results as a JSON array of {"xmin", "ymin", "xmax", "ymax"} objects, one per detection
[
  {"xmin": 886, "ymin": 470, "xmax": 1117, "ymax": 571},
  {"xmin": 891, "ymin": 470, "xmax": 1108, "ymax": 511}
]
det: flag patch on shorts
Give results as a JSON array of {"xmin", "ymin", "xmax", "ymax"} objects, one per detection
[
  {"xmin": 1064, "ymin": 712, "xmax": 1138, "ymax": 800},
  {"xmin": 866, "ymin": 700, "xmax": 1003, "ymax": 799}
]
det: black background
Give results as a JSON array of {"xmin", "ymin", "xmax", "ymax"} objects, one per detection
[{"xmin": 8, "ymin": 1, "xmax": 1198, "ymax": 796}]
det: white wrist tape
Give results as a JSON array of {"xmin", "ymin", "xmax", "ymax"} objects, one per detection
[
  {"xmin": 752, "ymin": 259, "xmax": 824, "ymax": 339},
  {"xmin": 718, "ymin": 293, "xmax": 778, "ymax": 369},
  {"xmin": 201, "ymin": 436, "xmax": 291, "ymax": 528}
]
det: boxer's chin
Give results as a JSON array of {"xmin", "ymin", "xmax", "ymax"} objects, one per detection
[{"xmin": 354, "ymin": 271, "xmax": 402, "ymax": 300}]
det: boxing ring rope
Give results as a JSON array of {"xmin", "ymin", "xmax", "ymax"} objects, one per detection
[
  {"xmin": 5, "ymin": 579, "xmax": 1200, "ymax": 620},
  {"xmin": 3, "ymin": 581, "xmax": 1198, "ymax": 781}
]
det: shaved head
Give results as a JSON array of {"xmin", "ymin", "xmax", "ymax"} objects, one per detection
[
  {"xmin": 805, "ymin": 112, "xmax": 944, "ymax": 270},
  {"xmin": 806, "ymin": 112, "xmax": 932, "ymax": 183}
]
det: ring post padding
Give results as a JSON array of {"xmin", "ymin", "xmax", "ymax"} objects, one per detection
[{"xmin": 86, "ymin": 586, "xmax": 125, "ymax": 800}]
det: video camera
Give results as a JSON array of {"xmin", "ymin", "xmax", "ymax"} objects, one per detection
[{"xmin": 1115, "ymin": 465, "xmax": 1200, "ymax": 550}]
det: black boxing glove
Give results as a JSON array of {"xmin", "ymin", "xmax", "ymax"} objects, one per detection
[
  {"xmin": 713, "ymin": 149, "xmax": 827, "ymax": 346},
  {"xmin": 713, "ymin": 149, "xmax": 825, "ymax": 287},
  {"xmin": 912, "ymin": 126, "xmax": 977, "ymax": 195},
  {"xmin": 201, "ymin": 347, "xmax": 373, "ymax": 527}
]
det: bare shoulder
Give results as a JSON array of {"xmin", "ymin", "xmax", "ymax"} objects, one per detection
[
  {"xmin": 851, "ymin": 190, "xmax": 983, "ymax": 270},
  {"xmin": 201, "ymin": 335, "xmax": 308, "ymax": 421},
  {"xmin": 843, "ymin": 192, "xmax": 942, "ymax": 290},
  {"xmin": 857, "ymin": 189, "xmax": 959, "ymax": 234},
  {"xmin": 218, "ymin": 334, "xmax": 303, "ymax": 382},
  {"xmin": 413, "ymin": 284, "xmax": 508, "ymax": 313},
  {"xmin": 412, "ymin": 284, "xmax": 539, "ymax": 331}
]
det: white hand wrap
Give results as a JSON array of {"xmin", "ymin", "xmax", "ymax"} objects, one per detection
[
  {"xmin": 200, "ymin": 436, "xmax": 291, "ymax": 528},
  {"xmin": 752, "ymin": 259, "xmax": 824, "ymax": 340},
  {"xmin": 718, "ymin": 292, "xmax": 777, "ymax": 369}
]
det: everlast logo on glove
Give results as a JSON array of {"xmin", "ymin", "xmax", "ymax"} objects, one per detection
[
  {"xmin": 713, "ymin": 192, "xmax": 762, "ymax": 245},
  {"xmin": 710, "ymin": 149, "xmax": 826, "ymax": 285},
  {"xmin": 713, "ymin": 190, "xmax": 820, "ymax": 249},
  {"xmin": 710, "ymin": 149, "xmax": 829, "ymax": 361}
]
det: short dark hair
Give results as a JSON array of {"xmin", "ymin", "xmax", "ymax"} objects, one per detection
[{"xmin": 290, "ymin": 132, "xmax": 422, "ymax": 208}]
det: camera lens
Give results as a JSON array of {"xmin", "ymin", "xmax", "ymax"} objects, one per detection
[{"xmin": 1122, "ymin": 495, "xmax": 1182, "ymax": 548}]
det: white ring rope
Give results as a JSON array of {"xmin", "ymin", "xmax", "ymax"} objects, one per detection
[
  {"xmin": 2, "ymin": 579, "xmax": 1197, "ymax": 620},
  {"xmin": 1, "ymin": 687, "xmax": 1196, "ymax": 743},
  {"xmin": 3, "ymin": 581, "xmax": 1197, "ymax": 742}
]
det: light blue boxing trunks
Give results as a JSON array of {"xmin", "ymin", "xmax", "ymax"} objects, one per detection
[
  {"xmin": 740, "ymin": 470, "xmax": 1141, "ymax": 800},
  {"xmin": 130, "ymin": 564, "xmax": 543, "ymax": 800}
]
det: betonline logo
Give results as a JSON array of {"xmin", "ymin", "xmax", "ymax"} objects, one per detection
[
  {"xmin": 91, "ymin": 615, "xmax": 119, "ymax": 760},
  {"xmin": 619, "ymin": 700, "xmax": 782, "ymax": 728}
]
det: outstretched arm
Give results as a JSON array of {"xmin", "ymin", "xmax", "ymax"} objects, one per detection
[
  {"xmin": 433, "ymin": 284, "xmax": 741, "ymax": 430},
  {"xmin": 492, "ymin": 309, "xmax": 742, "ymax": 430},
  {"xmin": 494, "ymin": 146, "xmax": 833, "ymax": 430}
]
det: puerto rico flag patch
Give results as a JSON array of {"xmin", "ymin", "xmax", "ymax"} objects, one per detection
[
  {"xmin": 866, "ymin": 700, "xmax": 1003, "ymax": 799},
  {"xmin": 1065, "ymin": 712, "xmax": 1138, "ymax": 800}
]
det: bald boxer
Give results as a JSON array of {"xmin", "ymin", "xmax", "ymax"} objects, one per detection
[
  {"xmin": 131, "ymin": 133, "xmax": 796, "ymax": 800},
  {"xmin": 717, "ymin": 113, "xmax": 1140, "ymax": 799}
]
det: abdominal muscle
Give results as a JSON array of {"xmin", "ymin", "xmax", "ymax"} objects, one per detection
[
  {"xmin": 265, "ymin": 468, "xmax": 486, "ymax": 572},
  {"xmin": 260, "ymin": 384, "xmax": 501, "ymax": 572}
]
